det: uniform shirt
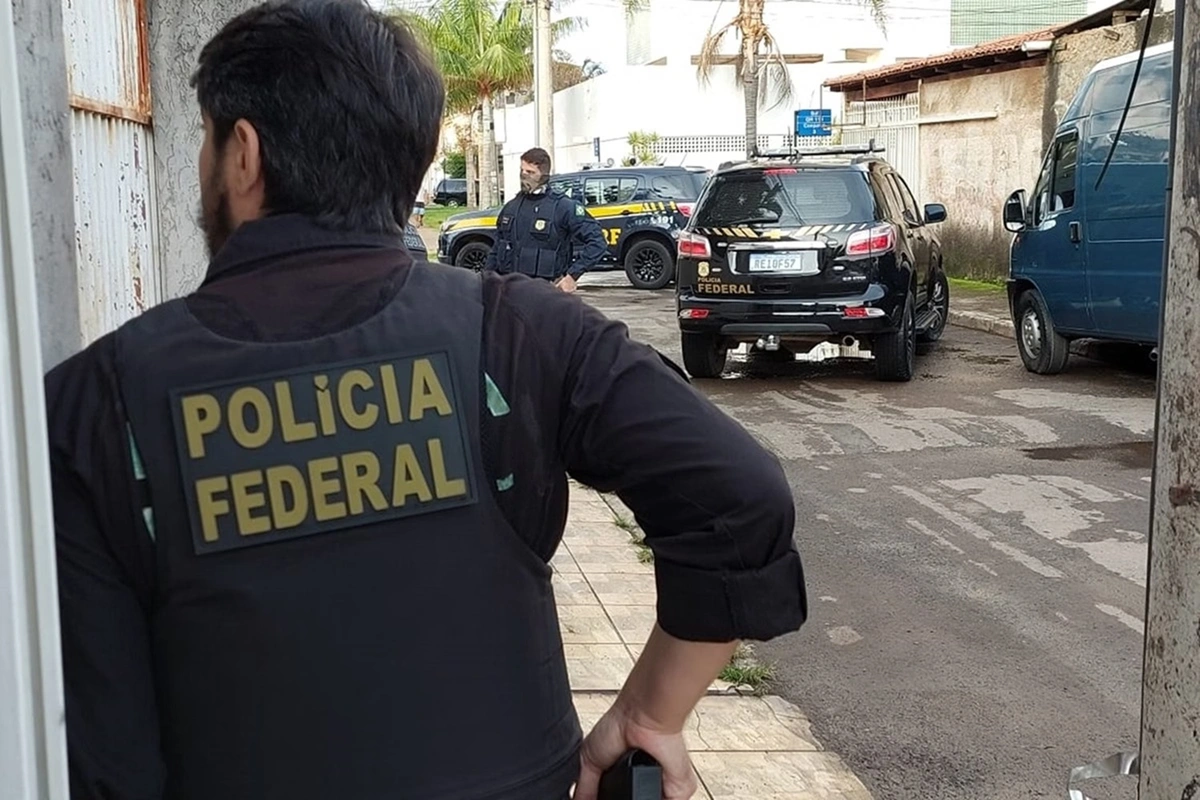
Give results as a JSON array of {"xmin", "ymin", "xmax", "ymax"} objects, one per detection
[
  {"xmin": 483, "ymin": 186, "xmax": 608, "ymax": 279},
  {"xmin": 46, "ymin": 214, "xmax": 807, "ymax": 799}
]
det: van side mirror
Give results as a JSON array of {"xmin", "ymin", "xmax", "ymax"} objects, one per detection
[
  {"xmin": 1004, "ymin": 190, "xmax": 1028, "ymax": 232},
  {"xmin": 924, "ymin": 203, "xmax": 947, "ymax": 224}
]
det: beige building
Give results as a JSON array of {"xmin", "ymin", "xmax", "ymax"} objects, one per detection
[{"xmin": 824, "ymin": 0, "xmax": 1172, "ymax": 281}]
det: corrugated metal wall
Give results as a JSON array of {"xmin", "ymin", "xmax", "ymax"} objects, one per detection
[{"xmin": 63, "ymin": 0, "xmax": 161, "ymax": 344}]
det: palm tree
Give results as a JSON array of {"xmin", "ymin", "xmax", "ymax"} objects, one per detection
[
  {"xmin": 406, "ymin": 0, "xmax": 531, "ymax": 208},
  {"xmin": 697, "ymin": 0, "xmax": 887, "ymax": 158},
  {"xmin": 405, "ymin": 0, "xmax": 585, "ymax": 208}
]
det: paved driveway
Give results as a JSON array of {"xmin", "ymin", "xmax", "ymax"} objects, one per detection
[{"xmin": 579, "ymin": 281, "xmax": 1155, "ymax": 800}]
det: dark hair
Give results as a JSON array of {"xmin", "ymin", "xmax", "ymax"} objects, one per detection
[
  {"xmin": 191, "ymin": 0, "xmax": 444, "ymax": 233},
  {"xmin": 521, "ymin": 148, "xmax": 552, "ymax": 173}
]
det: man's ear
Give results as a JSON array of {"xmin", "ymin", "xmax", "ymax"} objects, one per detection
[{"xmin": 228, "ymin": 119, "xmax": 264, "ymax": 197}]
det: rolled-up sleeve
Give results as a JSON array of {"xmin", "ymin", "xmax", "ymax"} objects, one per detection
[{"xmin": 536, "ymin": 288, "xmax": 806, "ymax": 642}]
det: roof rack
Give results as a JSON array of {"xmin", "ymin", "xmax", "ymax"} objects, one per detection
[{"xmin": 747, "ymin": 138, "xmax": 886, "ymax": 161}]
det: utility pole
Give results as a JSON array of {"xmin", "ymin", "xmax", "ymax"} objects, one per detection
[
  {"xmin": 532, "ymin": 0, "xmax": 554, "ymax": 155},
  {"xmin": 1140, "ymin": 0, "xmax": 1200, "ymax": 797}
]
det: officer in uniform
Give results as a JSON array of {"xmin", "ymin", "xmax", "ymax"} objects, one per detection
[
  {"xmin": 483, "ymin": 147, "xmax": 607, "ymax": 293},
  {"xmin": 44, "ymin": 3, "xmax": 807, "ymax": 799}
]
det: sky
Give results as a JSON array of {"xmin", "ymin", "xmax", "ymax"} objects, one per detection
[
  {"xmin": 372, "ymin": 0, "xmax": 632, "ymax": 69},
  {"xmin": 372, "ymin": 0, "xmax": 1129, "ymax": 73}
]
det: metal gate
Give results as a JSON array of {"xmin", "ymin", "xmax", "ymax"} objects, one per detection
[
  {"xmin": 841, "ymin": 93, "xmax": 922, "ymax": 197},
  {"xmin": 63, "ymin": 0, "xmax": 162, "ymax": 346}
]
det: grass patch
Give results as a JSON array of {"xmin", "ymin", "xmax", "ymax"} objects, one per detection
[
  {"xmin": 613, "ymin": 514, "xmax": 637, "ymax": 533},
  {"xmin": 420, "ymin": 205, "xmax": 477, "ymax": 229},
  {"xmin": 949, "ymin": 276, "xmax": 1006, "ymax": 293},
  {"xmin": 615, "ymin": 514, "xmax": 654, "ymax": 563},
  {"xmin": 719, "ymin": 644, "xmax": 775, "ymax": 695}
]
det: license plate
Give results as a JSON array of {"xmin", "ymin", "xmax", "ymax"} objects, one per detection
[{"xmin": 747, "ymin": 251, "xmax": 819, "ymax": 274}]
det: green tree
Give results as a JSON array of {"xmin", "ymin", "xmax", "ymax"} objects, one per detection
[
  {"xmin": 627, "ymin": 131, "xmax": 661, "ymax": 165},
  {"xmin": 442, "ymin": 151, "xmax": 468, "ymax": 179},
  {"xmin": 697, "ymin": 0, "xmax": 887, "ymax": 157},
  {"xmin": 407, "ymin": 0, "xmax": 532, "ymax": 208},
  {"xmin": 405, "ymin": 0, "xmax": 583, "ymax": 208}
]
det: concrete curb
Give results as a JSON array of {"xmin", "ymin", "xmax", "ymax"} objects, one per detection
[{"xmin": 948, "ymin": 309, "xmax": 1015, "ymax": 340}]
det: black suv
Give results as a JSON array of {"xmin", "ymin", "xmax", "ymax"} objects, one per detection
[
  {"xmin": 437, "ymin": 165, "xmax": 710, "ymax": 289},
  {"xmin": 675, "ymin": 144, "xmax": 949, "ymax": 381},
  {"xmin": 434, "ymin": 178, "xmax": 469, "ymax": 206}
]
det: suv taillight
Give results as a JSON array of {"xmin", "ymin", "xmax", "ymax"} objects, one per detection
[
  {"xmin": 846, "ymin": 225, "xmax": 895, "ymax": 257},
  {"xmin": 678, "ymin": 230, "xmax": 711, "ymax": 259},
  {"xmin": 676, "ymin": 203, "xmax": 694, "ymax": 217}
]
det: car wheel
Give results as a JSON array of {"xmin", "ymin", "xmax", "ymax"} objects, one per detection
[
  {"xmin": 1015, "ymin": 289, "xmax": 1070, "ymax": 374},
  {"xmin": 447, "ymin": 199, "xmax": 461, "ymax": 208},
  {"xmin": 624, "ymin": 240, "xmax": 675, "ymax": 290},
  {"xmin": 454, "ymin": 241, "xmax": 491, "ymax": 271},
  {"xmin": 680, "ymin": 332, "xmax": 727, "ymax": 379},
  {"xmin": 874, "ymin": 290, "xmax": 916, "ymax": 382},
  {"xmin": 917, "ymin": 269, "xmax": 950, "ymax": 345}
]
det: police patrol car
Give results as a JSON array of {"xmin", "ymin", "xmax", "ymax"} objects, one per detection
[{"xmin": 436, "ymin": 165, "xmax": 710, "ymax": 289}]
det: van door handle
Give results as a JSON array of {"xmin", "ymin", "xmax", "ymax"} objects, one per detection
[{"xmin": 1069, "ymin": 221, "xmax": 1082, "ymax": 243}]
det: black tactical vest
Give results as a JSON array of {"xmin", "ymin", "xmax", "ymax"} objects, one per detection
[
  {"xmin": 113, "ymin": 264, "xmax": 580, "ymax": 799},
  {"xmin": 504, "ymin": 192, "xmax": 570, "ymax": 280}
]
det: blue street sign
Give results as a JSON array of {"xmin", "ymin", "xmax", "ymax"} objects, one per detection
[{"xmin": 795, "ymin": 109, "xmax": 833, "ymax": 137}]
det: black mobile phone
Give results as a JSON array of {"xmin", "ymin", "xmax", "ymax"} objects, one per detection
[{"xmin": 596, "ymin": 749, "xmax": 663, "ymax": 800}]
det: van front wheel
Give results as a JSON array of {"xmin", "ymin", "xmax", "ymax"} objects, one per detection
[{"xmin": 1015, "ymin": 290, "xmax": 1070, "ymax": 375}]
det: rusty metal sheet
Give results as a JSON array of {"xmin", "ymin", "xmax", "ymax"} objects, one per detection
[
  {"xmin": 63, "ymin": 0, "xmax": 151, "ymax": 123},
  {"xmin": 70, "ymin": 109, "xmax": 161, "ymax": 345}
]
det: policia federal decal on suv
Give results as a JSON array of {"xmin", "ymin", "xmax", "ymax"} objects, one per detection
[{"xmin": 171, "ymin": 351, "xmax": 476, "ymax": 554}]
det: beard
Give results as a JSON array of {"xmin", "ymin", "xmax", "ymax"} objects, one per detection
[{"xmin": 198, "ymin": 186, "xmax": 233, "ymax": 260}]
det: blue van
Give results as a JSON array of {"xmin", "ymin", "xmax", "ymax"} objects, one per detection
[{"xmin": 1002, "ymin": 42, "xmax": 1174, "ymax": 374}]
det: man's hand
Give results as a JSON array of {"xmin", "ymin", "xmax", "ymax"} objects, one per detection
[
  {"xmin": 556, "ymin": 274, "xmax": 578, "ymax": 293},
  {"xmin": 574, "ymin": 702, "xmax": 697, "ymax": 800},
  {"xmin": 572, "ymin": 625, "xmax": 736, "ymax": 800}
]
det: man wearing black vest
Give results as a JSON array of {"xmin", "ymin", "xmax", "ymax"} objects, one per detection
[
  {"xmin": 483, "ymin": 147, "xmax": 607, "ymax": 293},
  {"xmin": 43, "ymin": 2, "xmax": 807, "ymax": 799}
]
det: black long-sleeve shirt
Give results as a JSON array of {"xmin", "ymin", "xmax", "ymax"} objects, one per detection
[{"xmin": 46, "ymin": 214, "xmax": 806, "ymax": 799}]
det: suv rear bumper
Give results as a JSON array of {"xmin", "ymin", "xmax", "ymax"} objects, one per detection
[{"xmin": 677, "ymin": 285, "xmax": 903, "ymax": 338}]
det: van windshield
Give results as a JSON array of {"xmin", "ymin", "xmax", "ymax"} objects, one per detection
[{"xmin": 695, "ymin": 169, "xmax": 878, "ymax": 228}]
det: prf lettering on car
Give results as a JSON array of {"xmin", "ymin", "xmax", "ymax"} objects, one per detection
[{"xmin": 171, "ymin": 352, "xmax": 475, "ymax": 554}]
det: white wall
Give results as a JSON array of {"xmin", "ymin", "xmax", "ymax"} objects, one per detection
[{"xmin": 494, "ymin": 55, "xmax": 883, "ymax": 196}]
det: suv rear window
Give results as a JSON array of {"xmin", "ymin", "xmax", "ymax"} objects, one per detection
[
  {"xmin": 649, "ymin": 172, "xmax": 706, "ymax": 200},
  {"xmin": 695, "ymin": 169, "xmax": 877, "ymax": 228}
]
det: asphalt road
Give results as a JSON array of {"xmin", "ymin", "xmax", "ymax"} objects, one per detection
[{"xmin": 577, "ymin": 277, "xmax": 1156, "ymax": 800}]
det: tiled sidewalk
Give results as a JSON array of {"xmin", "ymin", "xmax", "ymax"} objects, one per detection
[{"xmin": 556, "ymin": 484, "xmax": 873, "ymax": 800}]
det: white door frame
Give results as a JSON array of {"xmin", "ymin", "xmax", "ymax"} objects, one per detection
[{"xmin": 0, "ymin": 0, "xmax": 71, "ymax": 796}]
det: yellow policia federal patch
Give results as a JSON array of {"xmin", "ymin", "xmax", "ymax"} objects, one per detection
[{"xmin": 171, "ymin": 352, "xmax": 476, "ymax": 555}]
